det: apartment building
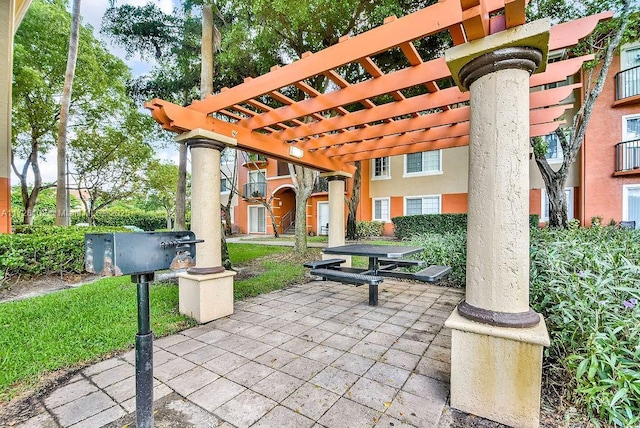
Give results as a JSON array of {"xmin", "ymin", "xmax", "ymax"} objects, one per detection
[{"xmin": 223, "ymin": 43, "xmax": 640, "ymax": 236}]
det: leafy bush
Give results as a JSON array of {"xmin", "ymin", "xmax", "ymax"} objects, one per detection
[
  {"xmin": 408, "ymin": 232, "xmax": 466, "ymax": 287},
  {"xmin": 530, "ymin": 227, "xmax": 640, "ymax": 427},
  {"xmin": 393, "ymin": 214, "xmax": 467, "ymax": 239},
  {"xmin": 0, "ymin": 226, "xmax": 123, "ymax": 282},
  {"xmin": 356, "ymin": 221, "xmax": 385, "ymax": 238},
  {"xmin": 71, "ymin": 209, "xmax": 170, "ymax": 231}
]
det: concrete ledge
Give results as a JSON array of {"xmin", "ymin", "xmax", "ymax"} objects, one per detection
[
  {"xmin": 446, "ymin": 18, "xmax": 551, "ymax": 90},
  {"xmin": 178, "ymin": 270, "xmax": 237, "ymax": 324},
  {"xmin": 445, "ymin": 308, "xmax": 550, "ymax": 347}
]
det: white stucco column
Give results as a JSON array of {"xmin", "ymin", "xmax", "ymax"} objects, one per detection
[
  {"xmin": 175, "ymin": 129, "xmax": 237, "ymax": 323},
  {"xmin": 321, "ymin": 171, "xmax": 352, "ymax": 266},
  {"xmin": 444, "ymin": 20, "xmax": 551, "ymax": 427},
  {"xmin": 0, "ymin": 1, "xmax": 16, "ymax": 234}
]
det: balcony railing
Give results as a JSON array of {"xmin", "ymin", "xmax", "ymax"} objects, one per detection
[
  {"xmin": 615, "ymin": 65, "xmax": 640, "ymax": 101},
  {"xmin": 243, "ymin": 182, "xmax": 267, "ymax": 199},
  {"xmin": 615, "ymin": 139, "xmax": 640, "ymax": 173}
]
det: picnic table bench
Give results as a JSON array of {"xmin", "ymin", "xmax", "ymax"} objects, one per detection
[{"xmin": 306, "ymin": 244, "xmax": 451, "ymax": 306}]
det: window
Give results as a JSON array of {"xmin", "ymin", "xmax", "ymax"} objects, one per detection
[
  {"xmin": 620, "ymin": 43, "xmax": 640, "ymax": 99},
  {"xmin": 372, "ymin": 157, "xmax": 390, "ymax": 179},
  {"xmin": 541, "ymin": 188, "xmax": 574, "ymax": 222},
  {"xmin": 544, "ymin": 132, "xmax": 563, "ymax": 163},
  {"xmin": 622, "ymin": 115, "xmax": 640, "ymax": 170},
  {"xmin": 276, "ymin": 161, "xmax": 290, "ymax": 177},
  {"xmin": 404, "ymin": 150, "xmax": 441, "ymax": 176},
  {"xmin": 404, "ymin": 196, "xmax": 440, "ymax": 216},
  {"xmin": 373, "ymin": 198, "xmax": 390, "ymax": 222},
  {"xmin": 623, "ymin": 185, "xmax": 640, "ymax": 229},
  {"xmin": 248, "ymin": 206, "xmax": 266, "ymax": 233},
  {"xmin": 220, "ymin": 178, "xmax": 231, "ymax": 193}
]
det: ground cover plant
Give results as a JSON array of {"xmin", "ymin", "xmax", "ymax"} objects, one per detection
[{"xmin": 530, "ymin": 226, "xmax": 640, "ymax": 427}]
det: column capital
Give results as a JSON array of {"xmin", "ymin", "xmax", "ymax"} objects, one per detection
[
  {"xmin": 446, "ymin": 18, "xmax": 550, "ymax": 91},
  {"xmin": 175, "ymin": 128, "xmax": 237, "ymax": 151},
  {"xmin": 184, "ymin": 138, "xmax": 226, "ymax": 151},
  {"xmin": 320, "ymin": 171, "xmax": 352, "ymax": 182},
  {"xmin": 458, "ymin": 47, "xmax": 542, "ymax": 90}
]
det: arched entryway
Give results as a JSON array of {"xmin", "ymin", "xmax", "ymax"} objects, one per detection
[{"xmin": 273, "ymin": 185, "xmax": 296, "ymax": 235}]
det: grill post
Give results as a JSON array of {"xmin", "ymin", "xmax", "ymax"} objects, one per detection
[{"xmin": 133, "ymin": 272, "xmax": 154, "ymax": 428}]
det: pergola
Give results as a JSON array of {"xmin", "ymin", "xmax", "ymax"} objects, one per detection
[
  {"xmin": 145, "ymin": 3, "xmax": 609, "ymax": 427},
  {"xmin": 146, "ymin": 5, "xmax": 607, "ymax": 172},
  {"xmin": 0, "ymin": 1, "xmax": 610, "ymax": 426}
]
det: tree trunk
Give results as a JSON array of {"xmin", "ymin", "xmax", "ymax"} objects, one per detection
[
  {"xmin": 292, "ymin": 165, "xmax": 317, "ymax": 254},
  {"xmin": 55, "ymin": 0, "xmax": 81, "ymax": 226},
  {"xmin": 346, "ymin": 160, "xmax": 361, "ymax": 240},
  {"xmin": 532, "ymin": 0, "xmax": 631, "ymax": 228},
  {"xmin": 175, "ymin": 142, "xmax": 187, "ymax": 230},
  {"xmin": 266, "ymin": 202, "xmax": 279, "ymax": 238},
  {"xmin": 201, "ymin": 4, "xmax": 231, "ymax": 269}
]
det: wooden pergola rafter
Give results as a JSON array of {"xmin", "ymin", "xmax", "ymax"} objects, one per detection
[{"xmin": 146, "ymin": 1, "xmax": 612, "ymax": 173}]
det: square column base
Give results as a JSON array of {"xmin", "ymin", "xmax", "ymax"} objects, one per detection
[
  {"xmin": 322, "ymin": 253, "xmax": 352, "ymax": 268},
  {"xmin": 178, "ymin": 270, "xmax": 236, "ymax": 324},
  {"xmin": 445, "ymin": 309, "xmax": 550, "ymax": 428}
]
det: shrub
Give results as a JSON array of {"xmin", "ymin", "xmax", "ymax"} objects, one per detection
[
  {"xmin": 530, "ymin": 226, "xmax": 640, "ymax": 427},
  {"xmin": 356, "ymin": 221, "xmax": 385, "ymax": 238},
  {"xmin": 408, "ymin": 232, "xmax": 466, "ymax": 287},
  {"xmin": 0, "ymin": 226, "xmax": 124, "ymax": 282},
  {"xmin": 393, "ymin": 213, "xmax": 540, "ymax": 239},
  {"xmin": 71, "ymin": 209, "xmax": 169, "ymax": 231},
  {"xmin": 393, "ymin": 214, "xmax": 467, "ymax": 239}
]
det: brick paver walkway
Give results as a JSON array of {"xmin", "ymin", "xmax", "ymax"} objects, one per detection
[{"xmin": 19, "ymin": 279, "xmax": 463, "ymax": 428}]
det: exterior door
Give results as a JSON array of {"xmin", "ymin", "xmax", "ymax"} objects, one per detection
[
  {"xmin": 623, "ymin": 185, "xmax": 640, "ymax": 229},
  {"xmin": 248, "ymin": 205, "xmax": 266, "ymax": 233},
  {"xmin": 317, "ymin": 202, "xmax": 329, "ymax": 235}
]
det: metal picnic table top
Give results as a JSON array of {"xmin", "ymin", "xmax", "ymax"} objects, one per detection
[{"xmin": 322, "ymin": 243, "xmax": 423, "ymax": 259}]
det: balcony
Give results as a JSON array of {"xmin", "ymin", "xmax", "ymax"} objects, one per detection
[
  {"xmin": 242, "ymin": 153, "xmax": 269, "ymax": 168},
  {"xmin": 614, "ymin": 65, "xmax": 640, "ymax": 106},
  {"xmin": 243, "ymin": 182, "xmax": 267, "ymax": 199},
  {"xmin": 614, "ymin": 139, "xmax": 640, "ymax": 176}
]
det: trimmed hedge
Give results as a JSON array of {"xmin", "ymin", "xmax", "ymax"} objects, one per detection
[
  {"xmin": 0, "ymin": 226, "xmax": 124, "ymax": 282},
  {"xmin": 71, "ymin": 210, "xmax": 171, "ymax": 231},
  {"xmin": 355, "ymin": 221, "xmax": 385, "ymax": 239},
  {"xmin": 393, "ymin": 213, "xmax": 540, "ymax": 239}
]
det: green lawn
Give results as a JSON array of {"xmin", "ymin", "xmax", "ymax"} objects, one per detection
[
  {"xmin": 0, "ymin": 277, "xmax": 195, "ymax": 400},
  {"xmin": 0, "ymin": 243, "xmax": 315, "ymax": 401}
]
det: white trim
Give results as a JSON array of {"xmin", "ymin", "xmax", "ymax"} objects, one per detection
[
  {"xmin": 540, "ymin": 187, "xmax": 574, "ymax": 222},
  {"xmin": 371, "ymin": 157, "xmax": 391, "ymax": 181},
  {"xmin": 403, "ymin": 195, "xmax": 442, "ymax": 216},
  {"xmin": 267, "ymin": 175, "xmax": 292, "ymax": 180},
  {"xmin": 622, "ymin": 113, "xmax": 640, "ymax": 141},
  {"xmin": 622, "ymin": 184, "xmax": 640, "ymax": 222},
  {"xmin": 247, "ymin": 205, "xmax": 267, "ymax": 234},
  {"xmin": 317, "ymin": 201, "xmax": 329, "ymax": 235},
  {"xmin": 402, "ymin": 150, "xmax": 443, "ymax": 177},
  {"xmin": 271, "ymin": 183, "xmax": 296, "ymax": 194},
  {"xmin": 372, "ymin": 197, "xmax": 391, "ymax": 223}
]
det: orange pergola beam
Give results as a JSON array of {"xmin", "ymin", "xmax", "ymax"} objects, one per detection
[
  {"xmin": 337, "ymin": 121, "xmax": 564, "ymax": 163},
  {"xmin": 327, "ymin": 104, "xmax": 571, "ymax": 159},
  {"xmin": 145, "ymin": 99, "xmax": 354, "ymax": 173}
]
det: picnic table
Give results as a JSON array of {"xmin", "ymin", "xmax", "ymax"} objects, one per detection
[{"xmin": 305, "ymin": 243, "xmax": 451, "ymax": 306}]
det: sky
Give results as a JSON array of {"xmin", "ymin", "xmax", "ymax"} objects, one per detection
[{"xmin": 13, "ymin": 0, "xmax": 180, "ymax": 186}]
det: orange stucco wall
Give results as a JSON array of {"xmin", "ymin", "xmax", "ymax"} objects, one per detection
[
  {"xmin": 442, "ymin": 193, "xmax": 468, "ymax": 213},
  {"xmin": 582, "ymin": 55, "xmax": 640, "ymax": 226}
]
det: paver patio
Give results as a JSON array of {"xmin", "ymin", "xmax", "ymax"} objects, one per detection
[{"xmin": 18, "ymin": 279, "xmax": 464, "ymax": 428}]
